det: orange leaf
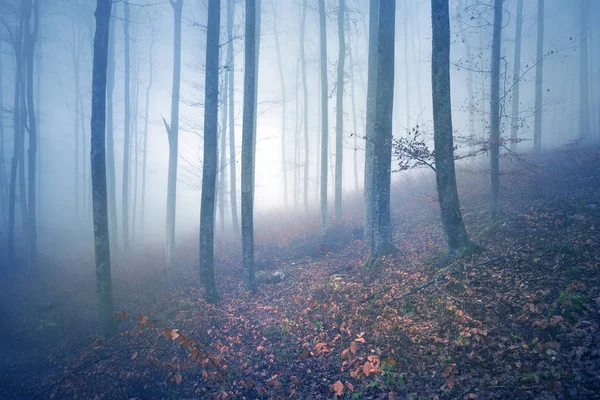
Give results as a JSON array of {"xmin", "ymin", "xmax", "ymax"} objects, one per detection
[
  {"xmin": 344, "ymin": 381, "xmax": 354, "ymax": 391},
  {"xmin": 332, "ymin": 380, "xmax": 344, "ymax": 396},
  {"xmin": 171, "ymin": 329, "xmax": 180, "ymax": 341},
  {"xmin": 138, "ymin": 314, "xmax": 149, "ymax": 326},
  {"xmin": 350, "ymin": 342, "xmax": 357, "ymax": 354},
  {"xmin": 121, "ymin": 311, "xmax": 128, "ymax": 320},
  {"xmin": 191, "ymin": 348, "xmax": 199, "ymax": 357},
  {"xmin": 363, "ymin": 361, "xmax": 372, "ymax": 377},
  {"xmin": 354, "ymin": 337, "xmax": 366, "ymax": 343},
  {"xmin": 131, "ymin": 351, "xmax": 138, "ymax": 360}
]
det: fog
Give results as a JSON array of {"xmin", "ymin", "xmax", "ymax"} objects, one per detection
[{"xmin": 1, "ymin": 0, "xmax": 600, "ymax": 398}]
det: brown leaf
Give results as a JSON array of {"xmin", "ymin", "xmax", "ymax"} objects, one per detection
[
  {"xmin": 350, "ymin": 342, "xmax": 357, "ymax": 354},
  {"xmin": 344, "ymin": 381, "xmax": 354, "ymax": 391},
  {"xmin": 131, "ymin": 351, "xmax": 138, "ymax": 360},
  {"xmin": 170, "ymin": 329, "xmax": 180, "ymax": 341},
  {"xmin": 332, "ymin": 380, "xmax": 344, "ymax": 396}
]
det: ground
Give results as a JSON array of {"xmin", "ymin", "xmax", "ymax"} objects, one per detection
[{"xmin": 1, "ymin": 146, "xmax": 600, "ymax": 399}]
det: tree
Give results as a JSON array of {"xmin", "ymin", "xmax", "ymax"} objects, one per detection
[
  {"xmin": 431, "ymin": 0, "xmax": 471, "ymax": 257},
  {"xmin": 199, "ymin": 0, "xmax": 220, "ymax": 302},
  {"xmin": 106, "ymin": 1, "xmax": 118, "ymax": 248},
  {"xmin": 364, "ymin": 0, "xmax": 377, "ymax": 241},
  {"xmin": 242, "ymin": 0, "xmax": 257, "ymax": 291},
  {"xmin": 122, "ymin": 1, "xmax": 131, "ymax": 249},
  {"xmin": 0, "ymin": 46, "xmax": 6, "ymax": 223},
  {"xmin": 273, "ymin": 2, "xmax": 287, "ymax": 208},
  {"xmin": 490, "ymin": 0, "xmax": 502, "ymax": 219},
  {"xmin": 164, "ymin": 0, "xmax": 183, "ymax": 267},
  {"xmin": 218, "ymin": 60, "xmax": 227, "ymax": 231},
  {"xmin": 510, "ymin": 0, "xmax": 523, "ymax": 152},
  {"xmin": 300, "ymin": 0, "xmax": 309, "ymax": 211},
  {"xmin": 334, "ymin": 0, "xmax": 345, "ymax": 220},
  {"xmin": 579, "ymin": 0, "xmax": 590, "ymax": 141},
  {"xmin": 318, "ymin": 0, "xmax": 328, "ymax": 233},
  {"xmin": 226, "ymin": 0, "xmax": 239, "ymax": 231},
  {"xmin": 533, "ymin": 0, "xmax": 544, "ymax": 153},
  {"xmin": 370, "ymin": 0, "xmax": 396, "ymax": 257},
  {"xmin": 24, "ymin": 0, "xmax": 39, "ymax": 271},
  {"xmin": 141, "ymin": 22, "xmax": 156, "ymax": 233},
  {"xmin": 90, "ymin": 0, "xmax": 116, "ymax": 337}
]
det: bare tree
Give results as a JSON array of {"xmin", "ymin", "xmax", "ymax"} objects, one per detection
[
  {"xmin": 364, "ymin": 0, "xmax": 377, "ymax": 241},
  {"xmin": 533, "ymin": 0, "xmax": 544, "ymax": 153},
  {"xmin": 300, "ymin": 0, "xmax": 309, "ymax": 211},
  {"xmin": 510, "ymin": 0, "xmax": 523, "ymax": 152},
  {"xmin": 90, "ymin": 0, "xmax": 116, "ymax": 337},
  {"xmin": 122, "ymin": 1, "xmax": 131, "ymax": 249},
  {"xmin": 318, "ymin": 0, "xmax": 328, "ymax": 232},
  {"xmin": 106, "ymin": 1, "xmax": 118, "ymax": 248},
  {"xmin": 226, "ymin": 0, "xmax": 239, "ymax": 231},
  {"xmin": 490, "ymin": 0, "xmax": 502, "ymax": 219},
  {"xmin": 273, "ymin": 2, "xmax": 287, "ymax": 208},
  {"xmin": 579, "ymin": 0, "xmax": 590, "ymax": 141},
  {"xmin": 335, "ymin": 0, "xmax": 345, "ymax": 220},
  {"xmin": 242, "ymin": 0, "xmax": 257, "ymax": 291}
]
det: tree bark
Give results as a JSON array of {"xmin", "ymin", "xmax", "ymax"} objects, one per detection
[
  {"xmin": 106, "ymin": 1, "xmax": 118, "ymax": 249},
  {"xmin": 490, "ymin": 0, "xmax": 502, "ymax": 220},
  {"xmin": 227, "ymin": 0, "xmax": 239, "ymax": 231},
  {"xmin": 166, "ymin": 0, "xmax": 182, "ymax": 266},
  {"xmin": 533, "ymin": 0, "xmax": 544, "ymax": 153},
  {"xmin": 199, "ymin": 0, "xmax": 220, "ymax": 302},
  {"xmin": 242, "ymin": 0, "xmax": 257, "ymax": 291},
  {"xmin": 335, "ymin": 0, "xmax": 345, "ymax": 220},
  {"xmin": 300, "ymin": 0, "xmax": 309, "ymax": 211},
  {"xmin": 90, "ymin": 0, "xmax": 116, "ymax": 338},
  {"xmin": 318, "ymin": 0, "xmax": 328, "ymax": 232},
  {"xmin": 141, "ymin": 29, "xmax": 154, "ymax": 234},
  {"xmin": 431, "ymin": 0, "xmax": 471, "ymax": 257},
  {"xmin": 364, "ymin": 0, "xmax": 378, "ymax": 241},
  {"xmin": 0, "ymin": 47, "xmax": 7, "ymax": 225},
  {"xmin": 122, "ymin": 1, "xmax": 131, "ymax": 250},
  {"xmin": 273, "ymin": 4, "xmax": 287, "ymax": 208},
  {"xmin": 371, "ymin": 0, "xmax": 396, "ymax": 257},
  {"xmin": 218, "ymin": 66, "xmax": 227, "ymax": 231},
  {"xmin": 509, "ymin": 0, "xmax": 523, "ymax": 152},
  {"xmin": 348, "ymin": 38, "xmax": 359, "ymax": 192}
]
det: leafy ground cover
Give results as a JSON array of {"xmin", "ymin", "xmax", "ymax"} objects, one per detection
[{"xmin": 1, "ymin": 147, "xmax": 600, "ymax": 399}]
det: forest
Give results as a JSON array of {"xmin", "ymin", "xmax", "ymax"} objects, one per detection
[{"xmin": 1, "ymin": 0, "xmax": 599, "ymax": 398}]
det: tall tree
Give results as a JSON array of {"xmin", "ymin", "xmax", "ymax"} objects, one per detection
[
  {"xmin": 90, "ymin": 0, "xmax": 116, "ymax": 337},
  {"xmin": 300, "ymin": 0, "xmax": 309, "ymax": 210},
  {"xmin": 348, "ymin": 37, "xmax": 359, "ymax": 192},
  {"xmin": 141, "ymin": 25, "xmax": 155, "ymax": 233},
  {"xmin": 510, "ymin": 0, "xmax": 523, "ymax": 152},
  {"xmin": 335, "ymin": 0, "xmax": 345, "ymax": 220},
  {"xmin": 122, "ymin": 1, "xmax": 131, "ymax": 249},
  {"xmin": 226, "ymin": 0, "xmax": 239, "ymax": 231},
  {"xmin": 431, "ymin": 0, "xmax": 471, "ymax": 257},
  {"xmin": 199, "ymin": 0, "xmax": 220, "ymax": 302},
  {"xmin": 490, "ymin": 0, "xmax": 502, "ymax": 219},
  {"xmin": 24, "ymin": 0, "xmax": 39, "ymax": 271},
  {"xmin": 370, "ymin": 0, "xmax": 396, "ymax": 257},
  {"xmin": 106, "ymin": 1, "xmax": 118, "ymax": 248},
  {"xmin": 164, "ymin": 0, "xmax": 183, "ymax": 267},
  {"xmin": 0, "ymin": 46, "xmax": 7, "ymax": 224},
  {"xmin": 579, "ymin": 0, "xmax": 590, "ymax": 141},
  {"xmin": 273, "ymin": 2, "xmax": 287, "ymax": 208},
  {"xmin": 364, "ymin": 0, "xmax": 378, "ymax": 241},
  {"xmin": 533, "ymin": 0, "xmax": 544, "ymax": 153},
  {"xmin": 242, "ymin": 0, "xmax": 257, "ymax": 291},
  {"xmin": 218, "ymin": 66, "xmax": 227, "ymax": 231},
  {"xmin": 318, "ymin": 0, "xmax": 328, "ymax": 232}
]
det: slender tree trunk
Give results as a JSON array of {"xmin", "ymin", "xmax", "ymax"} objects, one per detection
[
  {"xmin": 165, "ymin": 0, "xmax": 182, "ymax": 267},
  {"xmin": 300, "ymin": 0, "xmax": 309, "ymax": 211},
  {"xmin": 364, "ymin": 0, "xmax": 378, "ymax": 241},
  {"xmin": 0, "ymin": 48, "xmax": 7, "ymax": 225},
  {"xmin": 91, "ymin": 0, "xmax": 116, "ymax": 338},
  {"xmin": 273, "ymin": 6, "xmax": 287, "ymax": 208},
  {"xmin": 335, "ymin": 0, "xmax": 345, "ymax": 220},
  {"xmin": 371, "ymin": 0, "xmax": 396, "ymax": 257},
  {"xmin": 106, "ymin": 2, "xmax": 118, "ymax": 249},
  {"xmin": 227, "ymin": 0, "xmax": 239, "ymax": 231},
  {"xmin": 510, "ymin": 0, "xmax": 523, "ymax": 152},
  {"xmin": 122, "ymin": 1, "xmax": 131, "ymax": 250},
  {"xmin": 251, "ymin": 0, "xmax": 260, "ymax": 199},
  {"xmin": 141, "ymin": 31, "xmax": 154, "ymax": 234},
  {"xmin": 431, "ymin": 0, "xmax": 471, "ymax": 257},
  {"xmin": 579, "ymin": 0, "xmax": 590, "ymax": 141},
  {"xmin": 35, "ymin": 28, "xmax": 41, "ymax": 227},
  {"xmin": 294, "ymin": 57, "xmax": 300, "ymax": 208},
  {"xmin": 455, "ymin": 10, "xmax": 475, "ymax": 140},
  {"xmin": 490, "ymin": 0, "xmax": 502, "ymax": 220},
  {"xmin": 131, "ymin": 58, "xmax": 140, "ymax": 238},
  {"xmin": 318, "ymin": 0, "xmax": 328, "ymax": 232},
  {"xmin": 81, "ymin": 87, "xmax": 88, "ymax": 222},
  {"xmin": 199, "ymin": 0, "xmax": 220, "ymax": 302},
  {"xmin": 533, "ymin": 0, "xmax": 544, "ymax": 153},
  {"xmin": 242, "ymin": 0, "xmax": 257, "ymax": 291},
  {"xmin": 72, "ymin": 26, "xmax": 81, "ymax": 220},
  {"xmin": 24, "ymin": 0, "xmax": 39, "ymax": 272},
  {"xmin": 18, "ymin": 52, "xmax": 27, "ymax": 245},
  {"xmin": 403, "ymin": 1, "xmax": 410, "ymax": 129},
  {"xmin": 348, "ymin": 38, "xmax": 359, "ymax": 192},
  {"xmin": 218, "ymin": 70, "xmax": 227, "ymax": 231}
]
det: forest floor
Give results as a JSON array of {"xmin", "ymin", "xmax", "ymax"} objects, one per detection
[{"xmin": 1, "ymin": 146, "xmax": 600, "ymax": 399}]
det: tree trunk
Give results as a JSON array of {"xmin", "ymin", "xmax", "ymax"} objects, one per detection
[
  {"xmin": 371, "ymin": 0, "xmax": 396, "ymax": 257},
  {"xmin": 141, "ymin": 30, "xmax": 154, "ymax": 234},
  {"xmin": 242, "ymin": 0, "xmax": 257, "ymax": 291},
  {"xmin": 579, "ymin": 0, "xmax": 590, "ymax": 141},
  {"xmin": 24, "ymin": 0, "xmax": 39, "ymax": 272},
  {"xmin": 106, "ymin": 1, "xmax": 118, "ymax": 249},
  {"xmin": 431, "ymin": 0, "xmax": 471, "ymax": 257},
  {"xmin": 364, "ymin": 0, "xmax": 378, "ymax": 241},
  {"xmin": 131, "ymin": 57, "xmax": 140, "ymax": 238},
  {"xmin": 90, "ymin": 0, "xmax": 116, "ymax": 338},
  {"xmin": 72, "ymin": 25, "xmax": 81, "ymax": 221},
  {"xmin": 533, "ymin": 0, "xmax": 544, "ymax": 153},
  {"xmin": 300, "ymin": 0, "xmax": 309, "ymax": 211},
  {"xmin": 490, "ymin": 0, "xmax": 502, "ymax": 220},
  {"xmin": 165, "ymin": 0, "xmax": 182, "ymax": 267},
  {"xmin": 218, "ymin": 68, "xmax": 227, "ymax": 231},
  {"xmin": 510, "ymin": 0, "xmax": 523, "ymax": 152},
  {"xmin": 273, "ymin": 5, "xmax": 287, "ymax": 209},
  {"xmin": 227, "ymin": 0, "xmax": 239, "ymax": 232},
  {"xmin": 348, "ymin": 38, "xmax": 359, "ymax": 192},
  {"xmin": 199, "ymin": 0, "xmax": 220, "ymax": 302},
  {"xmin": 335, "ymin": 0, "xmax": 345, "ymax": 220},
  {"xmin": 122, "ymin": 1, "xmax": 131, "ymax": 250},
  {"xmin": 0, "ymin": 47, "xmax": 7, "ymax": 225},
  {"xmin": 318, "ymin": 0, "xmax": 328, "ymax": 232}
]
